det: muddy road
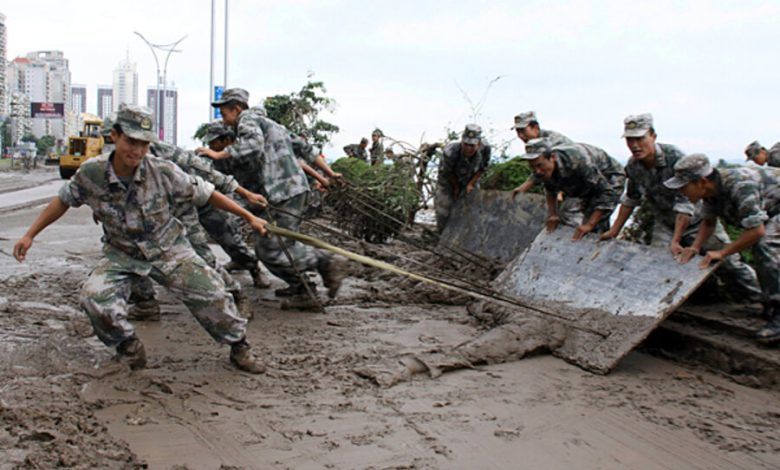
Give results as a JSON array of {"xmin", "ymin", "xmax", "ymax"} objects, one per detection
[{"xmin": 0, "ymin": 174, "xmax": 778, "ymax": 469}]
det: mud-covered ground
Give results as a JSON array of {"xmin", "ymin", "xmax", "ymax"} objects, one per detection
[{"xmin": 1, "ymin": 197, "xmax": 779, "ymax": 469}]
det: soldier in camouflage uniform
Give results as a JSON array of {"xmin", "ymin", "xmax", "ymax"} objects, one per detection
[
  {"xmin": 521, "ymin": 138, "xmax": 625, "ymax": 240},
  {"xmin": 343, "ymin": 138, "xmax": 369, "ymax": 162},
  {"xmin": 665, "ymin": 154, "xmax": 780, "ymax": 344},
  {"xmin": 197, "ymin": 88, "xmax": 347, "ymax": 302},
  {"xmin": 601, "ymin": 114, "xmax": 762, "ymax": 302},
  {"xmin": 369, "ymin": 129, "xmax": 384, "ymax": 166},
  {"xmin": 12, "ymin": 104, "xmax": 267, "ymax": 373},
  {"xmin": 434, "ymin": 124, "xmax": 491, "ymax": 233},
  {"xmin": 745, "ymin": 141, "xmax": 780, "ymax": 168},
  {"xmin": 509, "ymin": 111, "xmax": 580, "ymax": 226}
]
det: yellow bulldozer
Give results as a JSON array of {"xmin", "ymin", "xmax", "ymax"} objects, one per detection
[{"xmin": 59, "ymin": 114, "xmax": 104, "ymax": 179}]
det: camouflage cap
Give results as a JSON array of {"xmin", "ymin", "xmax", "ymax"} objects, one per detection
[
  {"xmin": 101, "ymin": 113, "xmax": 116, "ymax": 137},
  {"xmin": 511, "ymin": 111, "xmax": 537, "ymax": 130},
  {"xmin": 462, "ymin": 124, "xmax": 482, "ymax": 145},
  {"xmin": 744, "ymin": 140, "xmax": 764, "ymax": 161},
  {"xmin": 115, "ymin": 104, "xmax": 156, "ymax": 142},
  {"xmin": 203, "ymin": 121, "xmax": 234, "ymax": 144},
  {"xmin": 520, "ymin": 137, "xmax": 553, "ymax": 160},
  {"xmin": 372, "ymin": 128, "xmax": 384, "ymax": 137},
  {"xmin": 663, "ymin": 153, "xmax": 713, "ymax": 189},
  {"xmin": 211, "ymin": 87, "xmax": 249, "ymax": 107},
  {"xmin": 622, "ymin": 113, "xmax": 653, "ymax": 138}
]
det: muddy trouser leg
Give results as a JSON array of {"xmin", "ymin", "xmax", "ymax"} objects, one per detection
[
  {"xmin": 557, "ymin": 197, "xmax": 583, "ymax": 228},
  {"xmin": 148, "ymin": 245, "xmax": 247, "ymax": 344},
  {"xmin": 185, "ymin": 209, "xmax": 242, "ymax": 293},
  {"xmin": 750, "ymin": 215, "xmax": 780, "ymax": 305},
  {"xmin": 198, "ymin": 204, "xmax": 257, "ymax": 269},
  {"xmin": 80, "ymin": 255, "xmax": 141, "ymax": 347},
  {"xmin": 254, "ymin": 193, "xmax": 328, "ymax": 287},
  {"xmin": 434, "ymin": 186, "xmax": 454, "ymax": 233},
  {"xmin": 675, "ymin": 221, "xmax": 763, "ymax": 302}
]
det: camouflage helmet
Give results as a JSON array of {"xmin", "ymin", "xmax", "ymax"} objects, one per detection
[{"xmin": 202, "ymin": 120, "xmax": 234, "ymax": 144}]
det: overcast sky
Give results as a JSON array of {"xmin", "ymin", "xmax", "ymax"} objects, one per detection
[{"xmin": 4, "ymin": 0, "xmax": 779, "ymax": 163}]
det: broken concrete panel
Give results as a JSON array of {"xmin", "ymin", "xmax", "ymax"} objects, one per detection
[
  {"xmin": 439, "ymin": 190, "xmax": 547, "ymax": 264},
  {"xmin": 494, "ymin": 226, "xmax": 719, "ymax": 374}
]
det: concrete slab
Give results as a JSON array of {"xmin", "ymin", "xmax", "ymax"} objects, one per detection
[
  {"xmin": 439, "ymin": 190, "xmax": 546, "ymax": 264},
  {"xmin": 494, "ymin": 226, "xmax": 719, "ymax": 373}
]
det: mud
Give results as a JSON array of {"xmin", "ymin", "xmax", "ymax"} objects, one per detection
[{"xmin": 1, "ymin": 204, "xmax": 779, "ymax": 468}]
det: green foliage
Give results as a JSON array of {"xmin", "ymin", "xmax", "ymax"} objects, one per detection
[
  {"xmin": 621, "ymin": 200, "xmax": 655, "ymax": 245},
  {"xmin": 264, "ymin": 79, "xmax": 339, "ymax": 148},
  {"xmin": 21, "ymin": 134, "xmax": 37, "ymax": 144},
  {"xmin": 481, "ymin": 156, "xmax": 537, "ymax": 191},
  {"xmin": 724, "ymin": 223, "xmax": 755, "ymax": 265},
  {"xmin": 36, "ymin": 135, "xmax": 56, "ymax": 156},
  {"xmin": 328, "ymin": 157, "xmax": 420, "ymax": 243}
]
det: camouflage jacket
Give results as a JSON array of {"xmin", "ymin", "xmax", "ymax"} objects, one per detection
[
  {"xmin": 543, "ymin": 143, "xmax": 625, "ymax": 213},
  {"xmin": 343, "ymin": 144, "xmax": 368, "ymax": 161},
  {"xmin": 702, "ymin": 166, "xmax": 780, "ymax": 229},
  {"xmin": 621, "ymin": 143, "xmax": 696, "ymax": 229},
  {"xmin": 290, "ymin": 134, "xmax": 319, "ymax": 166},
  {"xmin": 150, "ymin": 141, "xmax": 238, "ymax": 195},
  {"xmin": 767, "ymin": 142, "xmax": 780, "ymax": 168},
  {"xmin": 540, "ymin": 128, "xmax": 573, "ymax": 147},
  {"xmin": 228, "ymin": 106, "xmax": 309, "ymax": 204},
  {"xmin": 437, "ymin": 142, "xmax": 491, "ymax": 189},
  {"xmin": 58, "ymin": 153, "xmax": 214, "ymax": 260},
  {"xmin": 370, "ymin": 141, "xmax": 384, "ymax": 165}
]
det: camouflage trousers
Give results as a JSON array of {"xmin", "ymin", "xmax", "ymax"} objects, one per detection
[
  {"xmin": 198, "ymin": 199, "xmax": 257, "ymax": 270},
  {"xmin": 751, "ymin": 214, "xmax": 780, "ymax": 303},
  {"xmin": 651, "ymin": 219, "xmax": 763, "ymax": 302},
  {"xmin": 434, "ymin": 185, "xmax": 455, "ymax": 233},
  {"xmin": 254, "ymin": 192, "xmax": 331, "ymax": 287},
  {"xmin": 131, "ymin": 208, "xmax": 241, "ymax": 302},
  {"xmin": 81, "ymin": 242, "xmax": 247, "ymax": 347}
]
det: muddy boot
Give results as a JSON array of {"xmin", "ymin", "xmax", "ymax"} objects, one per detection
[
  {"xmin": 116, "ymin": 336, "xmax": 147, "ymax": 370},
  {"xmin": 275, "ymin": 282, "xmax": 316, "ymax": 298},
  {"xmin": 318, "ymin": 255, "xmax": 348, "ymax": 299},
  {"xmin": 756, "ymin": 308, "xmax": 780, "ymax": 345},
  {"xmin": 128, "ymin": 299, "xmax": 161, "ymax": 322},
  {"xmin": 249, "ymin": 265, "xmax": 272, "ymax": 289},
  {"xmin": 229, "ymin": 338, "xmax": 266, "ymax": 374},
  {"xmin": 280, "ymin": 293, "xmax": 322, "ymax": 311}
]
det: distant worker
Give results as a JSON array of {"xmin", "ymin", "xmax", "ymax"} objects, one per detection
[
  {"xmin": 744, "ymin": 141, "xmax": 780, "ymax": 168},
  {"xmin": 344, "ymin": 138, "xmax": 369, "ymax": 162},
  {"xmin": 370, "ymin": 129, "xmax": 384, "ymax": 166},
  {"xmin": 665, "ymin": 154, "xmax": 780, "ymax": 344},
  {"xmin": 601, "ymin": 114, "xmax": 762, "ymax": 302},
  {"xmin": 197, "ymin": 88, "xmax": 348, "ymax": 304},
  {"xmin": 434, "ymin": 124, "xmax": 491, "ymax": 232},
  {"xmin": 12, "ymin": 104, "xmax": 268, "ymax": 373},
  {"xmin": 521, "ymin": 138, "xmax": 625, "ymax": 240}
]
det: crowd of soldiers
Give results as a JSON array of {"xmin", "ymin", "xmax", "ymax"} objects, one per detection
[
  {"xmin": 434, "ymin": 111, "xmax": 780, "ymax": 345},
  {"xmin": 9, "ymin": 90, "xmax": 780, "ymax": 374},
  {"xmin": 12, "ymin": 88, "xmax": 350, "ymax": 373}
]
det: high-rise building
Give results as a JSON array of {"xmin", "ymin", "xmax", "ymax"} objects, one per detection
[
  {"xmin": 112, "ymin": 53, "xmax": 138, "ymax": 108},
  {"xmin": 7, "ymin": 51, "xmax": 71, "ymax": 139},
  {"xmin": 0, "ymin": 12, "xmax": 7, "ymax": 118},
  {"xmin": 70, "ymin": 84, "xmax": 86, "ymax": 115},
  {"xmin": 146, "ymin": 83, "xmax": 178, "ymax": 145},
  {"xmin": 8, "ymin": 91, "xmax": 31, "ymax": 146},
  {"xmin": 97, "ymin": 85, "xmax": 113, "ymax": 119}
]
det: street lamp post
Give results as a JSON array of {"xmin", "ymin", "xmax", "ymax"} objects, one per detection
[{"xmin": 134, "ymin": 32, "xmax": 187, "ymax": 141}]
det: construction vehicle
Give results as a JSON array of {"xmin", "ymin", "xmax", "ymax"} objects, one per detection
[{"xmin": 59, "ymin": 113, "xmax": 104, "ymax": 179}]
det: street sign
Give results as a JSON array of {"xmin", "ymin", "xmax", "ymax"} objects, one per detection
[{"xmin": 213, "ymin": 86, "xmax": 224, "ymax": 119}]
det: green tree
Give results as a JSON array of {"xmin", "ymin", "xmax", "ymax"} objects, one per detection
[
  {"xmin": 21, "ymin": 134, "xmax": 37, "ymax": 144},
  {"xmin": 264, "ymin": 78, "xmax": 339, "ymax": 147},
  {"xmin": 36, "ymin": 135, "xmax": 56, "ymax": 156}
]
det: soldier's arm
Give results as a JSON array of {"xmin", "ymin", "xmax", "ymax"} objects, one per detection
[
  {"xmin": 601, "ymin": 204, "xmax": 634, "ymax": 240},
  {"xmin": 234, "ymin": 185, "xmax": 268, "ymax": 208},
  {"xmin": 13, "ymin": 197, "xmax": 70, "ymax": 262},
  {"xmin": 677, "ymin": 217, "xmax": 717, "ymax": 264},
  {"xmin": 208, "ymin": 191, "xmax": 267, "ymax": 236},
  {"xmin": 465, "ymin": 170, "xmax": 483, "ymax": 193},
  {"xmin": 670, "ymin": 213, "xmax": 691, "ymax": 253},
  {"xmin": 299, "ymin": 159, "xmax": 331, "ymax": 188}
]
